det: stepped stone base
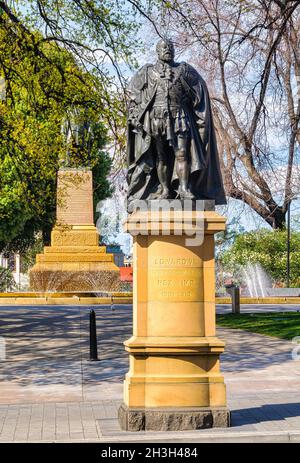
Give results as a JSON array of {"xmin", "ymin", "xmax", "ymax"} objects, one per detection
[
  {"xmin": 30, "ymin": 225, "xmax": 120, "ymax": 292},
  {"xmin": 118, "ymin": 403, "xmax": 230, "ymax": 431}
]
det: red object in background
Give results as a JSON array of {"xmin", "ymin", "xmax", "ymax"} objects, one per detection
[{"xmin": 120, "ymin": 267, "xmax": 133, "ymax": 282}]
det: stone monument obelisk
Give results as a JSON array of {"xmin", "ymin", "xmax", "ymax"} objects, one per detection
[
  {"xmin": 30, "ymin": 110, "xmax": 120, "ymax": 292},
  {"xmin": 30, "ymin": 168, "xmax": 120, "ymax": 292},
  {"xmin": 118, "ymin": 39, "xmax": 230, "ymax": 431}
]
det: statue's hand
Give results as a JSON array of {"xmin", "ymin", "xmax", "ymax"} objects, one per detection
[
  {"xmin": 130, "ymin": 120, "xmax": 143, "ymax": 134},
  {"xmin": 196, "ymin": 118, "xmax": 205, "ymax": 142},
  {"xmin": 135, "ymin": 122, "xmax": 144, "ymax": 132}
]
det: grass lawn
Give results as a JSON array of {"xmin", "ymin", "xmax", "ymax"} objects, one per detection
[{"xmin": 216, "ymin": 312, "xmax": 300, "ymax": 340}]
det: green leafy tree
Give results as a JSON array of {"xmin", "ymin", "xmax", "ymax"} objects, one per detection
[
  {"xmin": 215, "ymin": 218, "xmax": 246, "ymax": 293},
  {"xmin": 220, "ymin": 229, "xmax": 300, "ymax": 287},
  {"xmin": 0, "ymin": 266, "xmax": 15, "ymax": 291},
  {"xmin": 0, "ymin": 1, "xmax": 147, "ymax": 252},
  {"xmin": 0, "ymin": 1, "xmax": 142, "ymax": 168},
  {"xmin": 0, "ymin": 14, "xmax": 115, "ymax": 251},
  {"xmin": 19, "ymin": 233, "xmax": 44, "ymax": 273}
]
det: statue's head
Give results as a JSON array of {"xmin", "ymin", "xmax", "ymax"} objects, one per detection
[{"xmin": 156, "ymin": 39, "xmax": 175, "ymax": 63}]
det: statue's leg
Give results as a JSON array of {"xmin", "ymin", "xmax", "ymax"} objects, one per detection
[
  {"xmin": 175, "ymin": 134, "xmax": 195, "ymax": 199},
  {"xmin": 156, "ymin": 136, "xmax": 170, "ymax": 199}
]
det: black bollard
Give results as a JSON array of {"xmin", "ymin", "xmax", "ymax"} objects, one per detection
[
  {"xmin": 231, "ymin": 285, "xmax": 240, "ymax": 314},
  {"xmin": 89, "ymin": 309, "xmax": 99, "ymax": 361}
]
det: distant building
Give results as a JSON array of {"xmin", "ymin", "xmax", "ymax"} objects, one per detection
[
  {"xmin": 106, "ymin": 245, "xmax": 125, "ymax": 267},
  {"xmin": 124, "ymin": 255, "xmax": 132, "ymax": 267},
  {"xmin": 120, "ymin": 266, "xmax": 133, "ymax": 283}
]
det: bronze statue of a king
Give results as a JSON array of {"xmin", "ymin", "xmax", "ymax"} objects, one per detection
[{"xmin": 126, "ymin": 38, "xmax": 226, "ymax": 210}]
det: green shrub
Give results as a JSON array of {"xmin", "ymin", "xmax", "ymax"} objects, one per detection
[
  {"xmin": 0, "ymin": 266, "xmax": 16, "ymax": 291},
  {"xmin": 220, "ymin": 229, "xmax": 300, "ymax": 287}
]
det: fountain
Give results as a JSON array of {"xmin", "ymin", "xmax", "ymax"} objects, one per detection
[{"xmin": 241, "ymin": 262, "xmax": 272, "ymax": 297}]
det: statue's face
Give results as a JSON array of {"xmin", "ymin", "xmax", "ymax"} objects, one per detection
[{"xmin": 157, "ymin": 41, "xmax": 174, "ymax": 63}]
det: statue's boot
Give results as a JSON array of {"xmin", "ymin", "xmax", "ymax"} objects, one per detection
[
  {"xmin": 178, "ymin": 186, "xmax": 195, "ymax": 200},
  {"xmin": 159, "ymin": 189, "xmax": 171, "ymax": 199}
]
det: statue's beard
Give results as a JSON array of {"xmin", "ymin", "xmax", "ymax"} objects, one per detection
[{"xmin": 158, "ymin": 55, "xmax": 173, "ymax": 63}]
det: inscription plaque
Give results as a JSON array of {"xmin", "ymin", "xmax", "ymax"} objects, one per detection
[
  {"xmin": 56, "ymin": 169, "xmax": 94, "ymax": 225},
  {"xmin": 148, "ymin": 267, "xmax": 202, "ymax": 301}
]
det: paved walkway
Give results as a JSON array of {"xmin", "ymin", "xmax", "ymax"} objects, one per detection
[{"xmin": 0, "ymin": 305, "xmax": 300, "ymax": 442}]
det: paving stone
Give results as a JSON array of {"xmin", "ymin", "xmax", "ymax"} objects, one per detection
[{"xmin": 0, "ymin": 305, "xmax": 300, "ymax": 441}]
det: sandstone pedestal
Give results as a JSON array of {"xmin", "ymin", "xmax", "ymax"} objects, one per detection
[
  {"xmin": 119, "ymin": 205, "xmax": 230, "ymax": 431},
  {"xmin": 30, "ymin": 169, "xmax": 120, "ymax": 292}
]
